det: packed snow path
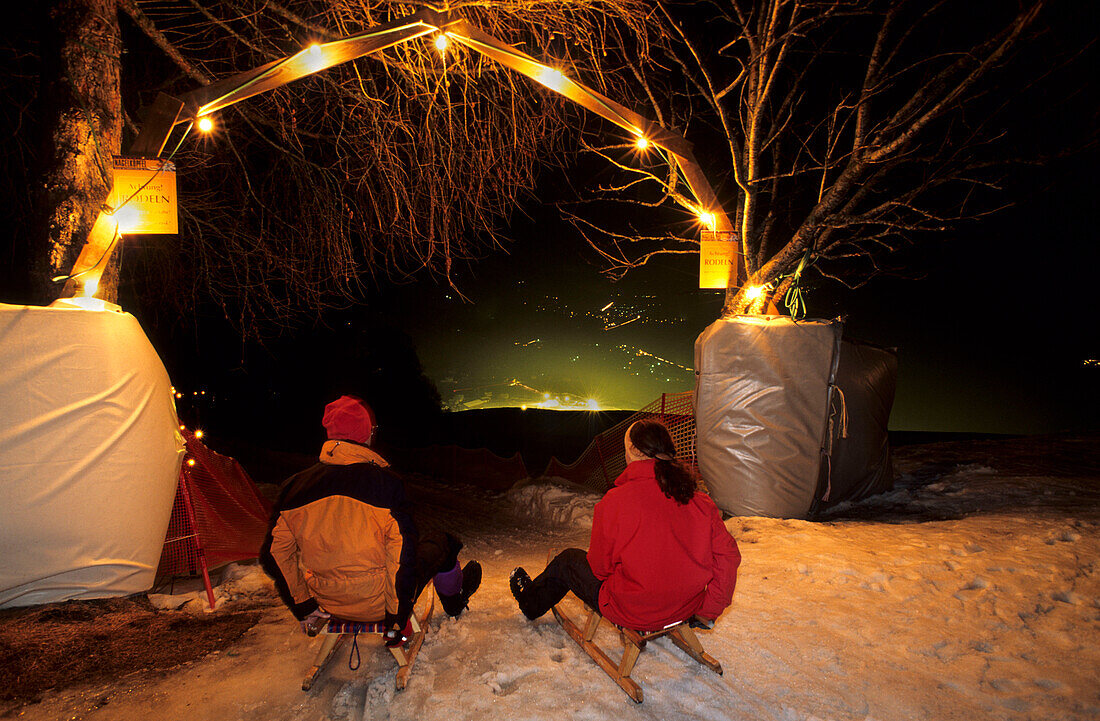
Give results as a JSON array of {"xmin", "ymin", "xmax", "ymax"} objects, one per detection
[{"xmin": 23, "ymin": 437, "xmax": 1100, "ymax": 721}]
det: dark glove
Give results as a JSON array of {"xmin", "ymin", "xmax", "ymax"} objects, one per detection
[
  {"xmin": 300, "ymin": 608, "xmax": 331, "ymax": 636},
  {"xmin": 383, "ymin": 619, "xmax": 412, "ymax": 647},
  {"xmin": 382, "ymin": 611, "xmax": 412, "ymax": 646}
]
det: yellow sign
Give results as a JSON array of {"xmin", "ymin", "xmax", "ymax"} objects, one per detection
[
  {"xmin": 699, "ymin": 230, "xmax": 739, "ymax": 289},
  {"xmin": 110, "ymin": 156, "xmax": 178, "ymax": 234}
]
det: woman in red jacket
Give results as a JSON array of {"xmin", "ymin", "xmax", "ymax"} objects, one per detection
[{"xmin": 510, "ymin": 419, "xmax": 741, "ymax": 631}]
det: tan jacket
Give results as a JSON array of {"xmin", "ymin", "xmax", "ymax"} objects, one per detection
[{"xmin": 266, "ymin": 441, "xmax": 417, "ymax": 622}]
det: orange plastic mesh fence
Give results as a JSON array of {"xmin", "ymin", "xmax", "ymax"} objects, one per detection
[
  {"xmin": 541, "ymin": 391, "xmax": 696, "ymax": 494},
  {"xmin": 157, "ymin": 430, "xmax": 273, "ymax": 577},
  {"xmin": 158, "ymin": 473, "xmax": 201, "ymax": 577}
]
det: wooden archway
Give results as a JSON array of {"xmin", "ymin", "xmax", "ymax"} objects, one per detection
[{"xmin": 62, "ymin": 8, "xmax": 738, "ymax": 299}]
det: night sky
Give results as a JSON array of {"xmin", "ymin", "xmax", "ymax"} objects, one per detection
[
  {"xmin": 345, "ymin": 146, "xmax": 1097, "ymax": 436},
  {"xmin": 3, "ymin": 4, "xmax": 1096, "ymax": 441},
  {"xmin": 153, "ymin": 148, "xmax": 1098, "ymax": 442}
]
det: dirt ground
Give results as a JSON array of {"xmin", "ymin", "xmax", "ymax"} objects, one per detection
[{"xmin": 0, "ymin": 596, "xmax": 267, "ymax": 715}]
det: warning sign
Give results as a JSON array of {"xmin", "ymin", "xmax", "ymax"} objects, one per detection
[
  {"xmin": 110, "ymin": 156, "xmax": 178, "ymax": 234},
  {"xmin": 699, "ymin": 230, "xmax": 739, "ymax": 289}
]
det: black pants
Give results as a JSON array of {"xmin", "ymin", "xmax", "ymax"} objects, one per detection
[{"xmin": 523, "ymin": 547, "xmax": 603, "ymax": 619}]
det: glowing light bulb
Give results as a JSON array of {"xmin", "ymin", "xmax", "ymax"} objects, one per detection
[
  {"xmin": 698, "ymin": 210, "xmax": 717, "ymax": 231},
  {"xmin": 536, "ymin": 67, "xmax": 566, "ymax": 92},
  {"xmin": 113, "ymin": 203, "xmax": 140, "ymax": 234},
  {"xmin": 194, "ymin": 429, "xmax": 204, "ymax": 439},
  {"xmin": 304, "ymin": 44, "xmax": 325, "ymax": 73},
  {"xmin": 197, "ymin": 116, "xmax": 214, "ymax": 133},
  {"xmin": 745, "ymin": 285, "xmax": 765, "ymax": 301},
  {"xmin": 186, "ymin": 458, "xmax": 196, "ymax": 467},
  {"xmin": 635, "ymin": 136, "xmax": 649, "ymax": 150},
  {"xmin": 81, "ymin": 275, "xmax": 100, "ymax": 298},
  {"xmin": 434, "ymin": 34, "xmax": 449, "ymax": 52}
]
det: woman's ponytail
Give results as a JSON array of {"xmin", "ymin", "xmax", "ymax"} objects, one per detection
[{"xmin": 628, "ymin": 420, "xmax": 697, "ymax": 505}]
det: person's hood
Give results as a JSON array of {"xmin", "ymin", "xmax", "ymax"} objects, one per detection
[{"xmin": 319, "ymin": 439, "xmax": 389, "ymax": 467}]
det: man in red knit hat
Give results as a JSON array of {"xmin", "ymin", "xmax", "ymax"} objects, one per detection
[{"xmin": 261, "ymin": 395, "xmax": 481, "ymax": 646}]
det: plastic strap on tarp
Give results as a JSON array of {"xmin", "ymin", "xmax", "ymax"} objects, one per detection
[{"xmin": 819, "ymin": 386, "xmax": 849, "ymax": 503}]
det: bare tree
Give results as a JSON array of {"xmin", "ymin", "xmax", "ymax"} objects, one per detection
[
  {"xmin": 12, "ymin": 0, "xmax": 661, "ymax": 330},
  {"xmin": 569, "ymin": 0, "xmax": 1060, "ymax": 315}
]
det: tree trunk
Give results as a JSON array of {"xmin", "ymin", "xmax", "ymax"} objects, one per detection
[{"xmin": 34, "ymin": 0, "xmax": 122, "ymax": 303}]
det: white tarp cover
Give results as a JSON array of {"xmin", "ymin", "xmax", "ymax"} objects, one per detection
[
  {"xmin": 694, "ymin": 315, "xmax": 841, "ymax": 518},
  {"xmin": 0, "ymin": 302, "xmax": 183, "ymax": 608}
]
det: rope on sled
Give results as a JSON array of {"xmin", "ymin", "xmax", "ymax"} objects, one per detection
[{"xmin": 349, "ymin": 631, "xmax": 361, "ymax": 671}]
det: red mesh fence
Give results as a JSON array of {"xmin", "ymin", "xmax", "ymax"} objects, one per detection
[
  {"xmin": 157, "ymin": 430, "xmax": 274, "ymax": 577},
  {"xmin": 541, "ymin": 392, "xmax": 697, "ymax": 494}
]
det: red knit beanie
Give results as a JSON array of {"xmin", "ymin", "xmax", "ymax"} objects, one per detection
[{"xmin": 322, "ymin": 395, "xmax": 376, "ymax": 444}]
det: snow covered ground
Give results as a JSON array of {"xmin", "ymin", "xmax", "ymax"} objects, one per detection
[{"xmin": 20, "ymin": 436, "xmax": 1100, "ymax": 721}]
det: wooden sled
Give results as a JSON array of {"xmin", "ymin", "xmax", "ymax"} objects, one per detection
[
  {"xmin": 551, "ymin": 599, "xmax": 722, "ymax": 703},
  {"xmin": 302, "ymin": 582, "xmax": 435, "ymax": 692}
]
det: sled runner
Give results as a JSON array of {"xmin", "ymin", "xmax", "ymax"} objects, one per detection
[
  {"xmin": 550, "ymin": 598, "xmax": 723, "ymax": 703},
  {"xmin": 301, "ymin": 582, "xmax": 435, "ymax": 692}
]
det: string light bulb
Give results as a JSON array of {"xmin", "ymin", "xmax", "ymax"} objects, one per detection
[
  {"xmin": 635, "ymin": 136, "xmax": 650, "ymax": 150},
  {"xmin": 113, "ymin": 203, "xmax": 140, "ymax": 234},
  {"xmin": 304, "ymin": 43, "xmax": 325, "ymax": 73},
  {"xmin": 536, "ymin": 67, "xmax": 566, "ymax": 92},
  {"xmin": 80, "ymin": 275, "xmax": 100, "ymax": 299},
  {"xmin": 745, "ymin": 285, "xmax": 765, "ymax": 301},
  {"xmin": 434, "ymin": 34, "xmax": 449, "ymax": 52},
  {"xmin": 194, "ymin": 429, "xmax": 204, "ymax": 439},
  {"xmin": 197, "ymin": 116, "xmax": 214, "ymax": 133}
]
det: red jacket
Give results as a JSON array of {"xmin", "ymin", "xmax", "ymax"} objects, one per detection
[{"xmin": 587, "ymin": 459, "xmax": 741, "ymax": 630}]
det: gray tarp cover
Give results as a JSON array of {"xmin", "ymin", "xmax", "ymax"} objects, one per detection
[
  {"xmin": 694, "ymin": 316, "xmax": 841, "ymax": 518},
  {"xmin": 817, "ymin": 340, "xmax": 897, "ymax": 509}
]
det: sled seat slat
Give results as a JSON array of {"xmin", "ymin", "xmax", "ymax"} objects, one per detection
[
  {"xmin": 552, "ymin": 600, "xmax": 723, "ymax": 703},
  {"xmin": 301, "ymin": 582, "xmax": 433, "ymax": 692}
]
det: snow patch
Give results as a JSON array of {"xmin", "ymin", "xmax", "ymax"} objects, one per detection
[
  {"xmin": 951, "ymin": 463, "xmax": 997, "ymax": 475},
  {"xmin": 507, "ymin": 479, "xmax": 600, "ymax": 528},
  {"xmin": 20, "ymin": 435, "xmax": 1100, "ymax": 721},
  {"xmin": 148, "ymin": 562, "xmax": 275, "ymax": 613}
]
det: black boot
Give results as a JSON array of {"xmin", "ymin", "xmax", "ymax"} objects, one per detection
[
  {"xmin": 509, "ymin": 567, "xmax": 538, "ymax": 620},
  {"xmin": 440, "ymin": 561, "xmax": 482, "ymax": 618}
]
